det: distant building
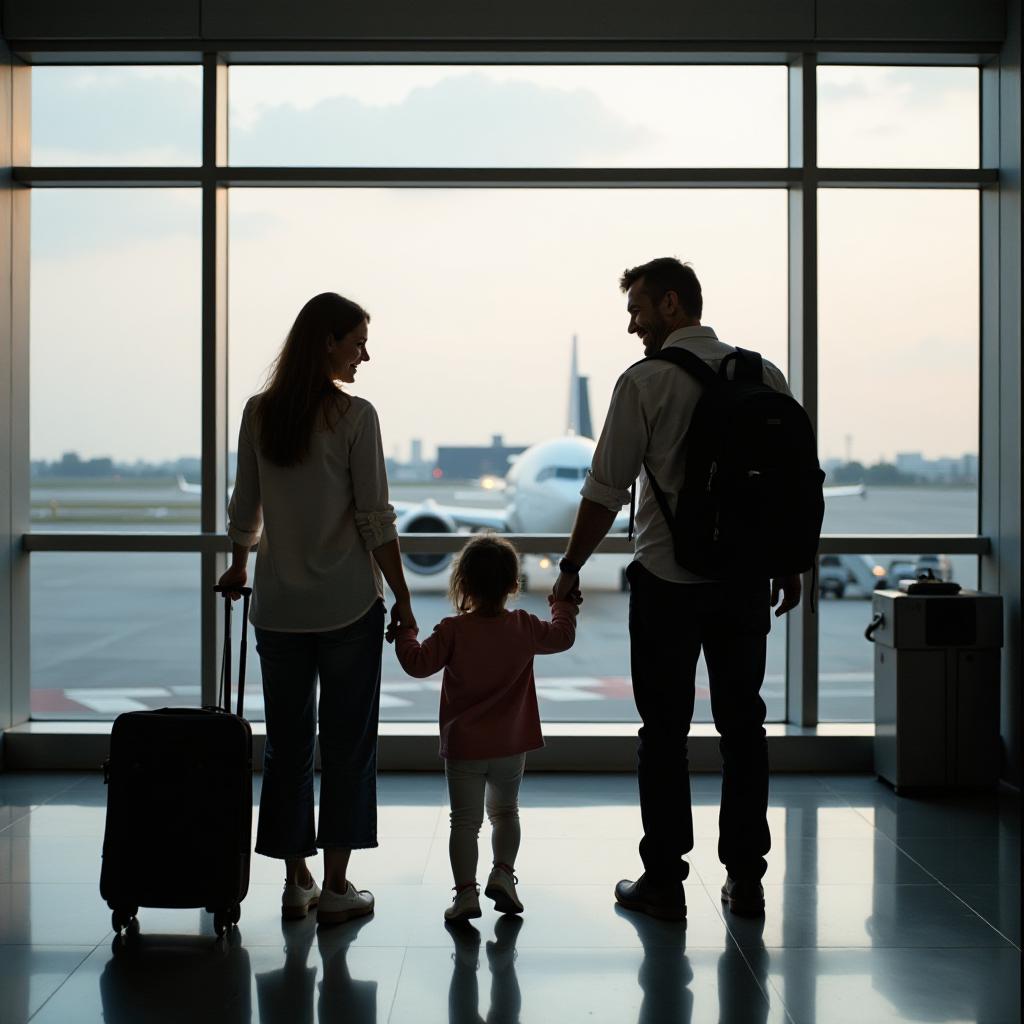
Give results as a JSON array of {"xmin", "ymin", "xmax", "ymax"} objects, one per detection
[{"xmin": 435, "ymin": 434, "xmax": 526, "ymax": 480}]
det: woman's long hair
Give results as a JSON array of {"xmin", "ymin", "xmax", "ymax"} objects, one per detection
[{"xmin": 255, "ymin": 292, "xmax": 369, "ymax": 467}]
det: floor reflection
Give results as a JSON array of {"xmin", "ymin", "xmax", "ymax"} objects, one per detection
[
  {"xmin": 100, "ymin": 930, "xmax": 253, "ymax": 1024},
  {"xmin": 612, "ymin": 905, "xmax": 693, "ymax": 1024},
  {"xmin": 446, "ymin": 916, "xmax": 523, "ymax": 1024},
  {"xmin": 253, "ymin": 919, "xmax": 316, "ymax": 1024},
  {"xmin": 253, "ymin": 915, "xmax": 379, "ymax": 1024},
  {"xmin": 318, "ymin": 917, "xmax": 378, "ymax": 1023}
]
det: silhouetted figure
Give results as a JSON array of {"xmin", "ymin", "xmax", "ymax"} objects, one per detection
[
  {"xmin": 393, "ymin": 535, "xmax": 578, "ymax": 923},
  {"xmin": 221, "ymin": 292, "xmax": 416, "ymax": 924},
  {"xmin": 553, "ymin": 258, "xmax": 807, "ymax": 920}
]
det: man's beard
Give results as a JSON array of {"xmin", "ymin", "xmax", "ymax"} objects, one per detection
[{"xmin": 643, "ymin": 314, "xmax": 671, "ymax": 355}]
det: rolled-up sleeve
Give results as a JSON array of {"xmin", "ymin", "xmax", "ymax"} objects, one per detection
[
  {"xmin": 227, "ymin": 403, "xmax": 263, "ymax": 548},
  {"xmin": 579, "ymin": 373, "xmax": 649, "ymax": 512},
  {"xmin": 350, "ymin": 402, "xmax": 399, "ymax": 551}
]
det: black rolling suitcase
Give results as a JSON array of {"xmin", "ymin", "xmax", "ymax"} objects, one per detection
[{"xmin": 101, "ymin": 586, "xmax": 254, "ymax": 938}]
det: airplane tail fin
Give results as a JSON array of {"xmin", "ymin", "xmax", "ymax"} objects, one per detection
[{"xmin": 568, "ymin": 335, "xmax": 594, "ymax": 439}]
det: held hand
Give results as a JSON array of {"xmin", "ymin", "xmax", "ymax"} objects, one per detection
[
  {"xmin": 771, "ymin": 574, "xmax": 803, "ymax": 617},
  {"xmin": 550, "ymin": 570, "xmax": 579, "ymax": 604},
  {"xmin": 386, "ymin": 596, "xmax": 417, "ymax": 643},
  {"xmin": 217, "ymin": 564, "xmax": 247, "ymax": 601}
]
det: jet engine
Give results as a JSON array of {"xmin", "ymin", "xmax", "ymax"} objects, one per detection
[{"xmin": 398, "ymin": 507, "xmax": 459, "ymax": 575}]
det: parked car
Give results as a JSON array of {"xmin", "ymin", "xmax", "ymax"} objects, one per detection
[
  {"xmin": 886, "ymin": 559, "xmax": 919, "ymax": 588},
  {"xmin": 819, "ymin": 554, "xmax": 887, "ymax": 599}
]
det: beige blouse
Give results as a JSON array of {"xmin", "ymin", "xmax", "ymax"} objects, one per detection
[{"xmin": 227, "ymin": 393, "xmax": 398, "ymax": 632}]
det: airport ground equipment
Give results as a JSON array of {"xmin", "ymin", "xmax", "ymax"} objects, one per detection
[
  {"xmin": 866, "ymin": 587, "xmax": 1003, "ymax": 792},
  {"xmin": 101, "ymin": 587, "xmax": 254, "ymax": 939}
]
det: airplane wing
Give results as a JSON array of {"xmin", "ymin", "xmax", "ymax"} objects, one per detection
[{"xmin": 393, "ymin": 499, "xmax": 509, "ymax": 533}]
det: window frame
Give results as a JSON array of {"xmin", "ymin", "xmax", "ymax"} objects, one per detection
[{"xmin": 12, "ymin": 50, "xmax": 994, "ymax": 727}]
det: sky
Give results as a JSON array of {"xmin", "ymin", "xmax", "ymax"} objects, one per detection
[{"xmin": 29, "ymin": 64, "xmax": 980, "ymax": 465}]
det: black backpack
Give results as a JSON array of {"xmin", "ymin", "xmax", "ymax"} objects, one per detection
[{"xmin": 629, "ymin": 346, "xmax": 825, "ymax": 580}]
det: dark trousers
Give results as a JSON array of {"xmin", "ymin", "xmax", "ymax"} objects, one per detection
[
  {"xmin": 254, "ymin": 600, "xmax": 384, "ymax": 858},
  {"xmin": 627, "ymin": 562, "xmax": 771, "ymax": 883}
]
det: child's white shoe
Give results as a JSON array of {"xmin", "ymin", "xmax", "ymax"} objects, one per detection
[
  {"xmin": 444, "ymin": 885, "xmax": 482, "ymax": 923},
  {"xmin": 485, "ymin": 865, "xmax": 524, "ymax": 914}
]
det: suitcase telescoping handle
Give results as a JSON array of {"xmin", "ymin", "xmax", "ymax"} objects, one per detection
[{"xmin": 213, "ymin": 585, "xmax": 253, "ymax": 717}]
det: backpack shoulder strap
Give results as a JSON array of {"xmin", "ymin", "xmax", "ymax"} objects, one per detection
[
  {"xmin": 720, "ymin": 347, "xmax": 764, "ymax": 382},
  {"xmin": 642, "ymin": 346, "xmax": 718, "ymax": 387}
]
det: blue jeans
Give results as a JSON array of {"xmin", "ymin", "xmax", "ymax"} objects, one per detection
[{"xmin": 254, "ymin": 600, "xmax": 385, "ymax": 858}]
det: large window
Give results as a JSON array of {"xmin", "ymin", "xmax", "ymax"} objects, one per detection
[{"xmin": 22, "ymin": 59, "xmax": 989, "ymax": 726}]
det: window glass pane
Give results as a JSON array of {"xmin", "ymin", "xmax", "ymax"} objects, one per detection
[
  {"xmin": 818, "ymin": 554, "xmax": 978, "ymax": 723},
  {"xmin": 30, "ymin": 190, "xmax": 202, "ymax": 531},
  {"xmin": 31, "ymin": 554, "xmax": 200, "ymax": 720},
  {"xmin": 229, "ymin": 65, "xmax": 787, "ymax": 167},
  {"xmin": 818, "ymin": 190, "xmax": 978, "ymax": 535},
  {"xmin": 817, "ymin": 66, "xmax": 979, "ymax": 168},
  {"xmin": 31, "ymin": 67, "xmax": 202, "ymax": 166},
  {"xmin": 229, "ymin": 187, "xmax": 788, "ymax": 722}
]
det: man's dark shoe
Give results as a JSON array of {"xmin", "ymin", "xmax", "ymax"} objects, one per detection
[
  {"xmin": 614, "ymin": 874, "xmax": 686, "ymax": 922},
  {"xmin": 721, "ymin": 876, "xmax": 765, "ymax": 917}
]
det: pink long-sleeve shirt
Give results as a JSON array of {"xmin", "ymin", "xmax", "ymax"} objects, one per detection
[{"xmin": 394, "ymin": 603, "xmax": 577, "ymax": 760}]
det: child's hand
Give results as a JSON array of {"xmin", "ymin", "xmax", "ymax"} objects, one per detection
[{"xmin": 549, "ymin": 588, "xmax": 583, "ymax": 611}]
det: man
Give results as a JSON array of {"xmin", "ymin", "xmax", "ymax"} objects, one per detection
[{"xmin": 551, "ymin": 257, "xmax": 802, "ymax": 920}]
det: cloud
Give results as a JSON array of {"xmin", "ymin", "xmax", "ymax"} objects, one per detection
[
  {"xmin": 230, "ymin": 72, "xmax": 651, "ymax": 166},
  {"xmin": 32, "ymin": 68, "xmax": 202, "ymax": 165}
]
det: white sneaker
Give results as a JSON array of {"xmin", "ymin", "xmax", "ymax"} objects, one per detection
[
  {"xmin": 485, "ymin": 866, "xmax": 523, "ymax": 914},
  {"xmin": 444, "ymin": 885, "xmax": 482, "ymax": 923},
  {"xmin": 316, "ymin": 882, "xmax": 375, "ymax": 925},
  {"xmin": 282, "ymin": 878, "xmax": 321, "ymax": 920}
]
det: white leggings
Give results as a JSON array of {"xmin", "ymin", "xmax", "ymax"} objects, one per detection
[{"xmin": 445, "ymin": 753, "xmax": 526, "ymax": 886}]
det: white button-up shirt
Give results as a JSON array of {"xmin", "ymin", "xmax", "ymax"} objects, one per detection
[
  {"xmin": 580, "ymin": 325, "xmax": 792, "ymax": 584},
  {"xmin": 227, "ymin": 394, "xmax": 398, "ymax": 631}
]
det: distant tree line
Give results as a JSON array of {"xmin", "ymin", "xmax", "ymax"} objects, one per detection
[
  {"xmin": 827, "ymin": 460, "xmax": 977, "ymax": 486},
  {"xmin": 32, "ymin": 451, "xmax": 202, "ymax": 479}
]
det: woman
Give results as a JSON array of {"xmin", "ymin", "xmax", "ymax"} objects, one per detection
[{"xmin": 218, "ymin": 291, "xmax": 416, "ymax": 925}]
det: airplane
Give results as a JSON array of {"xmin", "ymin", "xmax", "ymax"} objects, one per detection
[{"xmin": 393, "ymin": 337, "xmax": 865, "ymax": 579}]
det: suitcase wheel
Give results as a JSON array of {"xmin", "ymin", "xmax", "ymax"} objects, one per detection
[
  {"xmin": 111, "ymin": 907, "xmax": 137, "ymax": 933},
  {"xmin": 213, "ymin": 905, "xmax": 241, "ymax": 937}
]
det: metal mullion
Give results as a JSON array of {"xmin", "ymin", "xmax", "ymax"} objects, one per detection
[
  {"xmin": 787, "ymin": 53, "xmax": 818, "ymax": 728},
  {"xmin": 217, "ymin": 167, "xmax": 800, "ymax": 188},
  {"xmin": 21, "ymin": 532, "xmax": 989, "ymax": 556},
  {"xmin": 200, "ymin": 54, "xmax": 229, "ymax": 710},
  {"xmin": 3, "ymin": 55, "xmax": 31, "ymax": 729},
  {"xmin": 13, "ymin": 167, "xmax": 203, "ymax": 186},
  {"xmin": 13, "ymin": 167, "xmax": 997, "ymax": 190},
  {"xmin": 816, "ymin": 168, "xmax": 995, "ymax": 188}
]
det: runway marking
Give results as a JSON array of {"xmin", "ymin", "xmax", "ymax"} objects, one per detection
[{"xmin": 34, "ymin": 673, "xmax": 875, "ymax": 715}]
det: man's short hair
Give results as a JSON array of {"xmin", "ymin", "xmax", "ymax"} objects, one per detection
[{"xmin": 620, "ymin": 257, "xmax": 703, "ymax": 320}]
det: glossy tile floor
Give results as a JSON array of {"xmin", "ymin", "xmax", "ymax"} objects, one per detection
[{"xmin": 0, "ymin": 771, "xmax": 1019, "ymax": 1024}]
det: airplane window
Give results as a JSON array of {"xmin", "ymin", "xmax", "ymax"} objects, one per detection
[{"xmin": 537, "ymin": 467, "xmax": 588, "ymax": 482}]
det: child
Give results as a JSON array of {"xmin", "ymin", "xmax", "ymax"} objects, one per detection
[{"xmin": 390, "ymin": 534, "xmax": 579, "ymax": 923}]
